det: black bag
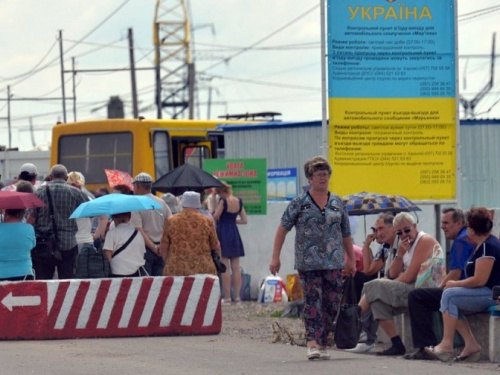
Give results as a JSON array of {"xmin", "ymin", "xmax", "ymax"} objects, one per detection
[
  {"xmin": 75, "ymin": 244, "xmax": 110, "ymax": 278},
  {"xmin": 493, "ymin": 285, "xmax": 500, "ymax": 300},
  {"xmin": 32, "ymin": 187, "xmax": 62, "ymax": 263},
  {"xmin": 334, "ymin": 276, "xmax": 362, "ymax": 349},
  {"xmin": 32, "ymin": 235, "xmax": 57, "ymax": 262},
  {"xmin": 211, "ymin": 250, "xmax": 226, "ymax": 273}
]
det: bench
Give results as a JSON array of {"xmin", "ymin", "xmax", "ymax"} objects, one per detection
[{"xmin": 393, "ymin": 305, "xmax": 500, "ymax": 362}]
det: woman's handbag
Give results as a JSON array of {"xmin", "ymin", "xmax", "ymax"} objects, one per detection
[
  {"xmin": 211, "ymin": 250, "xmax": 226, "ymax": 273},
  {"xmin": 334, "ymin": 276, "xmax": 362, "ymax": 349},
  {"xmin": 415, "ymin": 244, "xmax": 446, "ymax": 288}
]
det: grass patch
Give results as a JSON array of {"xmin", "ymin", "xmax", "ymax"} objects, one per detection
[{"xmin": 270, "ymin": 310, "xmax": 283, "ymax": 318}]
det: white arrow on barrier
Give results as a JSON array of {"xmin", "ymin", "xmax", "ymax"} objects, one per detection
[{"xmin": 2, "ymin": 292, "xmax": 41, "ymax": 311}]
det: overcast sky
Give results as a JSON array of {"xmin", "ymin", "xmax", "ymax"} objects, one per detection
[{"xmin": 0, "ymin": 0, "xmax": 498, "ymax": 151}]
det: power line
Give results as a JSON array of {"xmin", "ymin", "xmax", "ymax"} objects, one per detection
[
  {"xmin": 458, "ymin": 5, "xmax": 500, "ymax": 22},
  {"xmin": 4, "ymin": 2, "xmax": 500, "ymax": 130},
  {"xmin": 0, "ymin": 39, "xmax": 58, "ymax": 84},
  {"xmin": 194, "ymin": 41, "xmax": 320, "ymax": 52},
  {"xmin": 201, "ymin": 4, "xmax": 319, "ymax": 73},
  {"xmin": 0, "ymin": 0, "xmax": 132, "ymax": 92},
  {"xmin": 200, "ymin": 72, "xmax": 319, "ymax": 91},
  {"xmin": 63, "ymin": 0, "xmax": 131, "ymax": 55}
]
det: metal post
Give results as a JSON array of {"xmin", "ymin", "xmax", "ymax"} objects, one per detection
[
  {"xmin": 207, "ymin": 84, "xmax": 212, "ymax": 120},
  {"xmin": 434, "ymin": 204, "xmax": 442, "ymax": 245},
  {"xmin": 128, "ymin": 28, "xmax": 139, "ymax": 119},
  {"xmin": 29, "ymin": 117, "xmax": 35, "ymax": 148},
  {"xmin": 154, "ymin": 23, "xmax": 162, "ymax": 119},
  {"xmin": 7, "ymin": 85, "xmax": 11, "ymax": 149},
  {"xmin": 320, "ymin": 0, "xmax": 328, "ymax": 159},
  {"xmin": 71, "ymin": 57, "xmax": 77, "ymax": 122},
  {"xmin": 188, "ymin": 63, "xmax": 195, "ymax": 119},
  {"xmin": 59, "ymin": 30, "xmax": 67, "ymax": 123}
]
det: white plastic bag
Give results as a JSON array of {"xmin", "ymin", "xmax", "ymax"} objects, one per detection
[{"xmin": 258, "ymin": 275, "xmax": 288, "ymax": 303}]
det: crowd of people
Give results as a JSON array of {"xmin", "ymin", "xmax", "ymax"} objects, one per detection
[
  {"xmin": 269, "ymin": 155, "xmax": 500, "ymax": 361},
  {"xmin": 0, "ymin": 163, "xmax": 247, "ymax": 303},
  {"xmin": 2, "ymin": 157, "xmax": 500, "ymax": 363}
]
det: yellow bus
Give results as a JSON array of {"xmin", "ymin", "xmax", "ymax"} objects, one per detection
[{"xmin": 51, "ymin": 118, "xmax": 230, "ymax": 191}]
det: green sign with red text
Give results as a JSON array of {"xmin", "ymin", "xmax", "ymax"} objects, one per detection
[{"xmin": 204, "ymin": 158, "xmax": 267, "ymax": 215}]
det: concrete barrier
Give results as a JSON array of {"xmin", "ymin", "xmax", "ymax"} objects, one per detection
[
  {"xmin": 0, "ymin": 275, "xmax": 221, "ymax": 340},
  {"xmin": 398, "ymin": 308, "xmax": 500, "ymax": 362}
]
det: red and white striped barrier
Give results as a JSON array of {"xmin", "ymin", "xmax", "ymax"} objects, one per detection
[{"xmin": 0, "ymin": 275, "xmax": 221, "ymax": 340}]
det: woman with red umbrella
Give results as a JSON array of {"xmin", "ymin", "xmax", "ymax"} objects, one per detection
[
  {"xmin": 0, "ymin": 190, "xmax": 45, "ymax": 280},
  {"xmin": 0, "ymin": 207, "xmax": 36, "ymax": 280}
]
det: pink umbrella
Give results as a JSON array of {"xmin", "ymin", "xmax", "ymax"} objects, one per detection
[
  {"xmin": 104, "ymin": 169, "xmax": 134, "ymax": 191},
  {"xmin": 0, "ymin": 191, "xmax": 46, "ymax": 209}
]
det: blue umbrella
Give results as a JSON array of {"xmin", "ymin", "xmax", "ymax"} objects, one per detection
[
  {"xmin": 342, "ymin": 192, "xmax": 421, "ymax": 216},
  {"xmin": 69, "ymin": 194, "xmax": 162, "ymax": 219},
  {"xmin": 342, "ymin": 191, "xmax": 421, "ymax": 236}
]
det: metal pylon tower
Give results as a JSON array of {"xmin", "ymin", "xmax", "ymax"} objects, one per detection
[{"xmin": 154, "ymin": 0, "xmax": 194, "ymax": 119}]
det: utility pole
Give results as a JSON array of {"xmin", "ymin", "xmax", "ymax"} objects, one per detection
[
  {"xmin": 72, "ymin": 57, "xmax": 77, "ymax": 122},
  {"xmin": 59, "ymin": 30, "xmax": 67, "ymax": 123},
  {"xmin": 29, "ymin": 117, "xmax": 35, "ymax": 148},
  {"xmin": 188, "ymin": 63, "xmax": 195, "ymax": 119},
  {"xmin": 154, "ymin": 22, "xmax": 163, "ymax": 119},
  {"xmin": 128, "ymin": 28, "xmax": 139, "ymax": 118},
  {"xmin": 7, "ymin": 85, "xmax": 11, "ymax": 149}
]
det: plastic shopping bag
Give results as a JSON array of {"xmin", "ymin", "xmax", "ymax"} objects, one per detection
[
  {"xmin": 415, "ymin": 244, "xmax": 446, "ymax": 288},
  {"xmin": 258, "ymin": 275, "xmax": 288, "ymax": 303}
]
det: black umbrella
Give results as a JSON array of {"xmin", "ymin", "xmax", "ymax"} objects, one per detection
[{"xmin": 152, "ymin": 163, "xmax": 224, "ymax": 195}]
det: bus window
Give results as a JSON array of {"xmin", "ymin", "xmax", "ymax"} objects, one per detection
[
  {"xmin": 153, "ymin": 131, "xmax": 171, "ymax": 180},
  {"xmin": 183, "ymin": 145, "xmax": 210, "ymax": 168},
  {"xmin": 58, "ymin": 132, "xmax": 132, "ymax": 185}
]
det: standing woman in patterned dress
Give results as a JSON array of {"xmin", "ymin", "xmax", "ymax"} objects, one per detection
[
  {"xmin": 213, "ymin": 181, "xmax": 247, "ymax": 303},
  {"xmin": 269, "ymin": 156, "xmax": 356, "ymax": 360}
]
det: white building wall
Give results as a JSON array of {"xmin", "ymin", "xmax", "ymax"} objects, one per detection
[{"xmin": 0, "ymin": 150, "xmax": 50, "ymax": 182}]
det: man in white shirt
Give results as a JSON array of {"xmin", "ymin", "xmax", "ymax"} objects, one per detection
[{"xmin": 130, "ymin": 172, "xmax": 171, "ymax": 276}]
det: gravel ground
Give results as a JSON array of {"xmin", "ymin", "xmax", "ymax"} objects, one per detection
[
  {"xmin": 221, "ymin": 301, "xmax": 305, "ymax": 345},
  {"xmin": 221, "ymin": 301, "xmax": 500, "ymax": 371}
]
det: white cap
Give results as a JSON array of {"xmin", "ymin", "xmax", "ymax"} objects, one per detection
[
  {"xmin": 19, "ymin": 163, "xmax": 38, "ymax": 175},
  {"xmin": 132, "ymin": 172, "xmax": 153, "ymax": 183},
  {"xmin": 180, "ymin": 191, "xmax": 202, "ymax": 208}
]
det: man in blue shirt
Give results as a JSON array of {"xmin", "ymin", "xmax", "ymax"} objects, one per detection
[{"xmin": 405, "ymin": 207, "xmax": 474, "ymax": 360}]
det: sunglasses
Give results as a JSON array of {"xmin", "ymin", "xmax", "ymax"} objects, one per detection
[{"xmin": 396, "ymin": 228, "xmax": 412, "ymax": 236}]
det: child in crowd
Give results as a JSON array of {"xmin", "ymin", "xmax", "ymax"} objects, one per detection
[{"xmin": 103, "ymin": 212, "xmax": 146, "ymax": 277}]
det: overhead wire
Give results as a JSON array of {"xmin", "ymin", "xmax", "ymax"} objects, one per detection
[
  {"xmin": 200, "ymin": 73, "xmax": 319, "ymax": 91},
  {"xmin": 200, "ymin": 4, "xmax": 319, "ymax": 73},
  {"xmin": 63, "ymin": 0, "xmax": 131, "ymax": 55},
  {"xmin": 457, "ymin": 5, "xmax": 500, "ymax": 22},
  {"xmin": 0, "ymin": 0, "xmax": 131, "ymax": 91},
  {"xmin": 5, "ymin": 2, "xmax": 500, "ymax": 130},
  {"xmin": 194, "ymin": 41, "xmax": 320, "ymax": 52},
  {"xmin": 0, "ymin": 39, "xmax": 58, "ymax": 84}
]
